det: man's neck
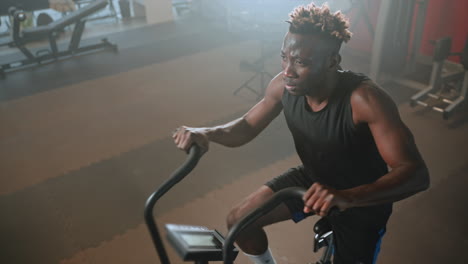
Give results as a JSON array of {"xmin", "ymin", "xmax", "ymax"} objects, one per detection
[{"xmin": 305, "ymin": 70, "xmax": 339, "ymax": 111}]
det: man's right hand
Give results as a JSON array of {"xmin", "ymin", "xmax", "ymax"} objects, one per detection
[{"xmin": 172, "ymin": 126, "xmax": 209, "ymax": 154}]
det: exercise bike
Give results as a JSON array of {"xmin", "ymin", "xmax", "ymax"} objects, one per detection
[
  {"xmin": 144, "ymin": 144, "xmax": 239, "ymax": 264},
  {"xmin": 222, "ymin": 187, "xmax": 337, "ymax": 264},
  {"xmin": 145, "ymin": 144, "xmax": 336, "ymax": 263}
]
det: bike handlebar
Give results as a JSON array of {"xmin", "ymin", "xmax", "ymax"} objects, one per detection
[
  {"xmin": 144, "ymin": 144, "xmax": 204, "ymax": 264},
  {"xmin": 144, "ymin": 144, "xmax": 338, "ymax": 264},
  {"xmin": 222, "ymin": 187, "xmax": 339, "ymax": 264}
]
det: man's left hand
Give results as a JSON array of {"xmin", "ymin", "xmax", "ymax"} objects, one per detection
[{"xmin": 303, "ymin": 183, "xmax": 352, "ymax": 216}]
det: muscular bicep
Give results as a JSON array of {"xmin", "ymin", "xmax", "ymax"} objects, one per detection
[
  {"xmin": 344, "ymin": 83, "xmax": 430, "ymax": 205},
  {"xmin": 243, "ymin": 73, "xmax": 284, "ymax": 135},
  {"xmin": 352, "ymin": 84, "xmax": 422, "ymax": 169}
]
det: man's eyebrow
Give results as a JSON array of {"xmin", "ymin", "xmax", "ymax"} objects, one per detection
[
  {"xmin": 280, "ymin": 51, "xmax": 299, "ymax": 58},
  {"xmin": 293, "ymin": 54, "xmax": 312, "ymax": 61},
  {"xmin": 280, "ymin": 51, "xmax": 314, "ymax": 61}
]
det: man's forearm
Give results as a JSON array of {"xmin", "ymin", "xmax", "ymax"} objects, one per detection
[
  {"xmin": 341, "ymin": 162, "xmax": 430, "ymax": 207},
  {"xmin": 201, "ymin": 117, "xmax": 260, "ymax": 147}
]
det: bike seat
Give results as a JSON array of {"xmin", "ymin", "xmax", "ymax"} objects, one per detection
[{"xmin": 314, "ymin": 217, "xmax": 332, "ymax": 237}]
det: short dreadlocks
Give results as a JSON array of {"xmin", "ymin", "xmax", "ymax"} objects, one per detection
[{"xmin": 287, "ymin": 3, "xmax": 352, "ymax": 46}]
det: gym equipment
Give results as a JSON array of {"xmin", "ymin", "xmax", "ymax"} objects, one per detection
[
  {"xmin": 228, "ymin": 1, "xmax": 292, "ymax": 100},
  {"xmin": 165, "ymin": 224, "xmax": 229, "ymax": 262},
  {"xmin": 409, "ymin": 37, "xmax": 468, "ymax": 119},
  {"xmin": 370, "ymin": 0, "xmax": 467, "ymax": 119},
  {"xmin": 233, "ymin": 38, "xmax": 275, "ymax": 101},
  {"xmin": 313, "ymin": 217, "xmax": 334, "ymax": 264},
  {"xmin": 0, "ymin": 30, "xmax": 13, "ymax": 49},
  {"xmin": 144, "ymin": 144, "xmax": 239, "ymax": 264},
  {"xmin": 173, "ymin": 0, "xmax": 192, "ymax": 17},
  {"xmin": 75, "ymin": 0, "xmax": 119, "ymax": 22},
  {"xmin": 227, "ymin": 0, "xmax": 292, "ymax": 100},
  {"xmin": 0, "ymin": 0, "xmax": 50, "ymax": 16},
  {"xmin": 223, "ymin": 187, "xmax": 338, "ymax": 264},
  {"xmin": 0, "ymin": 0, "xmax": 118, "ymax": 78}
]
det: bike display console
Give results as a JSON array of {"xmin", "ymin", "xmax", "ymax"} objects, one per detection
[{"xmin": 165, "ymin": 224, "xmax": 239, "ymax": 262}]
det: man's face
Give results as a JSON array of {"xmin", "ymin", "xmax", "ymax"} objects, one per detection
[{"xmin": 281, "ymin": 32, "xmax": 332, "ymax": 96}]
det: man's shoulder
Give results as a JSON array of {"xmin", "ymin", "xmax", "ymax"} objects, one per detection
[
  {"xmin": 350, "ymin": 80, "xmax": 398, "ymax": 124},
  {"xmin": 337, "ymin": 70, "xmax": 370, "ymax": 86},
  {"xmin": 351, "ymin": 80, "xmax": 389, "ymax": 103},
  {"xmin": 333, "ymin": 70, "xmax": 370, "ymax": 97}
]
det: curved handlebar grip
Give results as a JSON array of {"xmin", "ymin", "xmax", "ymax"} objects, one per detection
[
  {"xmin": 188, "ymin": 143, "xmax": 202, "ymax": 157},
  {"xmin": 223, "ymin": 187, "xmax": 306, "ymax": 264},
  {"xmin": 222, "ymin": 187, "xmax": 340, "ymax": 264},
  {"xmin": 144, "ymin": 143, "xmax": 204, "ymax": 264}
]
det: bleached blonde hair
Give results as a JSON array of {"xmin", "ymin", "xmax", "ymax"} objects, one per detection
[{"xmin": 287, "ymin": 3, "xmax": 352, "ymax": 44}]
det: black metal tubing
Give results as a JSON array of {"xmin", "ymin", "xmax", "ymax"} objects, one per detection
[
  {"xmin": 222, "ymin": 187, "xmax": 307, "ymax": 264},
  {"xmin": 10, "ymin": 8, "xmax": 24, "ymax": 43},
  {"xmin": 69, "ymin": 20, "xmax": 86, "ymax": 52},
  {"xmin": 0, "ymin": 39, "xmax": 117, "ymax": 75},
  {"xmin": 144, "ymin": 145, "xmax": 203, "ymax": 264},
  {"xmin": 0, "ymin": 0, "xmax": 117, "ymax": 78},
  {"xmin": 222, "ymin": 187, "xmax": 339, "ymax": 264}
]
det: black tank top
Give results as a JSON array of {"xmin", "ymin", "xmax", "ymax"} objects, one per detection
[{"xmin": 282, "ymin": 70, "xmax": 388, "ymax": 190}]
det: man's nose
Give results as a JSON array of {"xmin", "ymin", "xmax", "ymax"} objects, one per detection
[{"xmin": 283, "ymin": 63, "xmax": 297, "ymax": 78}]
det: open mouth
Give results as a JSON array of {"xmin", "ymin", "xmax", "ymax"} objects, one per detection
[
  {"xmin": 284, "ymin": 78, "xmax": 297, "ymax": 89},
  {"xmin": 285, "ymin": 83, "xmax": 298, "ymax": 91}
]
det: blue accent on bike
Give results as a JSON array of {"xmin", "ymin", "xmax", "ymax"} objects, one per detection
[
  {"xmin": 292, "ymin": 211, "xmax": 307, "ymax": 223},
  {"xmin": 372, "ymin": 228, "xmax": 386, "ymax": 264}
]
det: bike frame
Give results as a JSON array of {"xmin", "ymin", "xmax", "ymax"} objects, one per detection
[{"xmin": 223, "ymin": 187, "xmax": 337, "ymax": 264}]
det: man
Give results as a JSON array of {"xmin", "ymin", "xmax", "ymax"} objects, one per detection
[{"xmin": 173, "ymin": 3, "xmax": 429, "ymax": 264}]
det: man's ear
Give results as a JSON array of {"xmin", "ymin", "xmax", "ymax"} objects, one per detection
[{"xmin": 328, "ymin": 53, "xmax": 341, "ymax": 69}]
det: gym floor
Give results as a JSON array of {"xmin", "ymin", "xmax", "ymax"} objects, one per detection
[{"xmin": 1, "ymin": 13, "xmax": 468, "ymax": 264}]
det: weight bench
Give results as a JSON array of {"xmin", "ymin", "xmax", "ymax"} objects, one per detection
[
  {"xmin": 0, "ymin": 0, "xmax": 118, "ymax": 78},
  {"xmin": 0, "ymin": 35, "xmax": 13, "ymax": 48},
  {"xmin": 410, "ymin": 37, "xmax": 468, "ymax": 119}
]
